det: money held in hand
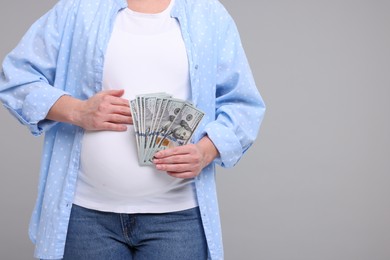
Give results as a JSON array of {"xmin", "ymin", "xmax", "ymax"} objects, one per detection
[{"xmin": 129, "ymin": 93, "xmax": 205, "ymax": 166}]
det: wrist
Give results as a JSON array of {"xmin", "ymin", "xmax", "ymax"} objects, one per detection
[
  {"xmin": 68, "ymin": 98, "xmax": 85, "ymax": 127},
  {"xmin": 47, "ymin": 95, "xmax": 84, "ymax": 126},
  {"xmin": 197, "ymin": 136, "xmax": 219, "ymax": 166}
]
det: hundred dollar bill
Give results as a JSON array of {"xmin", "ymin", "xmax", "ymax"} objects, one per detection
[
  {"xmin": 129, "ymin": 99, "xmax": 141, "ymax": 160},
  {"xmin": 144, "ymin": 97, "xmax": 169, "ymax": 163},
  {"xmin": 134, "ymin": 93, "xmax": 170, "ymax": 164},
  {"xmin": 135, "ymin": 95, "xmax": 145, "ymax": 162},
  {"xmin": 143, "ymin": 98, "xmax": 185, "ymax": 164},
  {"xmin": 145, "ymin": 103, "xmax": 204, "ymax": 164},
  {"xmin": 129, "ymin": 93, "xmax": 204, "ymax": 166},
  {"xmin": 142, "ymin": 96, "xmax": 156, "ymax": 162},
  {"xmin": 142, "ymin": 94, "xmax": 172, "ymax": 163}
]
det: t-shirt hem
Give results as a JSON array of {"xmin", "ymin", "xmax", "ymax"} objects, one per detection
[{"xmin": 72, "ymin": 198, "xmax": 198, "ymax": 214}]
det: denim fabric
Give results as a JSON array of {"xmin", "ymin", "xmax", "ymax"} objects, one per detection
[{"xmin": 61, "ymin": 204, "xmax": 207, "ymax": 260}]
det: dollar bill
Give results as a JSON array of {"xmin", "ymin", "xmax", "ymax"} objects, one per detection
[
  {"xmin": 129, "ymin": 93, "xmax": 204, "ymax": 166},
  {"xmin": 129, "ymin": 99, "xmax": 141, "ymax": 159},
  {"xmin": 134, "ymin": 93, "xmax": 170, "ymax": 164},
  {"xmin": 147, "ymin": 103, "xmax": 204, "ymax": 162},
  {"xmin": 143, "ymin": 94, "xmax": 173, "ymax": 163},
  {"xmin": 144, "ymin": 97, "xmax": 169, "ymax": 163},
  {"xmin": 143, "ymin": 98, "xmax": 185, "ymax": 164}
]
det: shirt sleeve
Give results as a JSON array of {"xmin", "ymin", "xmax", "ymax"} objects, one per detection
[
  {"xmin": 203, "ymin": 6, "xmax": 266, "ymax": 168},
  {"xmin": 0, "ymin": 0, "xmax": 72, "ymax": 136}
]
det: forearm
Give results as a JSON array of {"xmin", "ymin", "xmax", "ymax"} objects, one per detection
[{"xmin": 46, "ymin": 95, "xmax": 83, "ymax": 125}]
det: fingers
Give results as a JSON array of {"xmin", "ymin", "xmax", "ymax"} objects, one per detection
[
  {"xmin": 153, "ymin": 144, "xmax": 204, "ymax": 179},
  {"xmin": 96, "ymin": 89, "xmax": 132, "ymax": 119},
  {"xmin": 153, "ymin": 152, "xmax": 194, "ymax": 165},
  {"xmin": 80, "ymin": 89, "xmax": 133, "ymax": 131},
  {"xmin": 93, "ymin": 101, "xmax": 132, "ymax": 126},
  {"xmin": 101, "ymin": 122, "xmax": 128, "ymax": 131},
  {"xmin": 106, "ymin": 113, "xmax": 133, "ymax": 125},
  {"xmin": 154, "ymin": 145, "xmax": 192, "ymax": 159},
  {"xmin": 106, "ymin": 103, "xmax": 132, "ymax": 117},
  {"xmin": 156, "ymin": 162, "xmax": 198, "ymax": 179},
  {"xmin": 155, "ymin": 162, "xmax": 187, "ymax": 172},
  {"xmin": 99, "ymin": 91, "xmax": 130, "ymax": 108},
  {"xmin": 102, "ymin": 89, "xmax": 125, "ymax": 97},
  {"xmin": 108, "ymin": 96, "xmax": 131, "ymax": 108}
]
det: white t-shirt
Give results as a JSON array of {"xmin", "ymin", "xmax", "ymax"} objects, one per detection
[{"xmin": 73, "ymin": 0, "xmax": 197, "ymax": 213}]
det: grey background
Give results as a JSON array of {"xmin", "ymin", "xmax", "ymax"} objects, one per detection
[{"xmin": 0, "ymin": 0, "xmax": 389, "ymax": 259}]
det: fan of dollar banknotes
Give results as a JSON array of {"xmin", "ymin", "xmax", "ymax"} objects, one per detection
[{"xmin": 129, "ymin": 93, "xmax": 205, "ymax": 166}]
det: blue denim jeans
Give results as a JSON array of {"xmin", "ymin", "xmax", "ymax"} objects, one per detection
[{"xmin": 61, "ymin": 204, "xmax": 208, "ymax": 260}]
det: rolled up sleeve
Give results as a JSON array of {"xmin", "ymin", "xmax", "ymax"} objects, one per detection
[
  {"xmin": 0, "ymin": 0, "xmax": 71, "ymax": 136},
  {"xmin": 203, "ymin": 10, "xmax": 266, "ymax": 168}
]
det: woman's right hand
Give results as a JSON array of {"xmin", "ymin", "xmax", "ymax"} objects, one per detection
[{"xmin": 47, "ymin": 89, "xmax": 133, "ymax": 131}]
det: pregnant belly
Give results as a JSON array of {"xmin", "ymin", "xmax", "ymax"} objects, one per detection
[{"xmin": 79, "ymin": 127, "xmax": 180, "ymax": 198}]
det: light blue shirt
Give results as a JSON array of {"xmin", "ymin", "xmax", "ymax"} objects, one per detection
[{"xmin": 0, "ymin": 0, "xmax": 265, "ymax": 259}]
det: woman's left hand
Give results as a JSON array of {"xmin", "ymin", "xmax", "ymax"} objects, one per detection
[{"xmin": 153, "ymin": 136, "xmax": 219, "ymax": 179}]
